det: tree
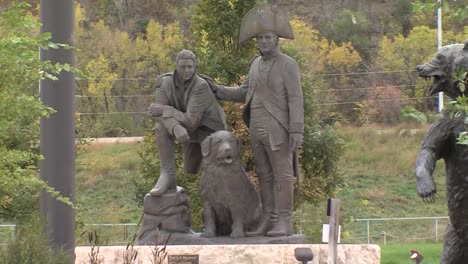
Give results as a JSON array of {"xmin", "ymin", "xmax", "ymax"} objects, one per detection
[
  {"xmin": 323, "ymin": 9, "xmax": 371, "ymax": 59},
  {"xmin": 0, "ymin": 2, "xmax": 70, "ymax": 223},
  {"xmin": 392, "ymin": 0, "xmax": 413, "ymax": 37},
  {"xmin": 412, "ymin": 0, "xmax": 467, "ymax": 32},
  {"xmin": 191, "ymin": 0, "xmax": 257, "ymax": 85}
]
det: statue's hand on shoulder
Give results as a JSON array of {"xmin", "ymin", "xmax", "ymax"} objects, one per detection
[
  {"xmin": 173, "ymin": 125, "xmax": 190, "ymax": 144},
  {"xmin": 201, "ymin": 75, "xmax": 219, "ymax": 94},
  {"xmin": 289, "ymin": 133, "xmax": 303, "ymax": 152}
]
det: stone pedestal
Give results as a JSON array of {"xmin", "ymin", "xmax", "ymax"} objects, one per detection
[
  {"xmin": 75, "ymin": 244, "xmax": 381, "ymax": 264},
  {"xmin": 137, "ymin": 186, "xmax": 191, "ymax": 245}
]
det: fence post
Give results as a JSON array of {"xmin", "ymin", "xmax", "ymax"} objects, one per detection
[
  {"xmin": 327, "ymin": 199, "xmax": 341, "ymax": 264},
  {"xmin": 381, "ymin": 231, "xmax": 386, "ymax": 245},
  {"xmin": 366, "ymin": 220, "xmax": 370, "ymax": 244},
  {"xmin": 435, "ymin": 218, "xmax": 438, "ymax": 243},
  {"xmin": 12, "ymin": 224, "xmax": 16, "ymax": 240}
]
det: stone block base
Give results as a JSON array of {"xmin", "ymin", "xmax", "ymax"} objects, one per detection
[
  {"xmin": 75, "ymin": 244, "xmax": 380, "ymax": 264},
  {"xmin": 137, "ymin": 187, "xmax": 192, "ymax": 245}
]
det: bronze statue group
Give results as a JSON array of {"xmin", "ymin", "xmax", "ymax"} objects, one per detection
[{"xmin": 148, "ymin": 4, "xmax": 302, "ymax": 238}]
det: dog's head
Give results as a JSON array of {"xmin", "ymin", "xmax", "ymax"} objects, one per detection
[{"xmin": 201, "ymin": 130, "xmax": 241, "ymax": 165}]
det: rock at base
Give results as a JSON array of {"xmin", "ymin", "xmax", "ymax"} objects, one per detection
[{"xmin": 137, "ymin": 186, "xmax": 192, "ymax": 245}]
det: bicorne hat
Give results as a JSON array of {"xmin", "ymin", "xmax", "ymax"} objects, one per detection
[{"xmin": 239, "ymin": 4, "xmax": 294, "ymax": 44}]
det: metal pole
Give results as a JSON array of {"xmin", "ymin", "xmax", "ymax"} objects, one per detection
[
  {"xmin": 437, "ymin": 0, "xmax": 443, "ymax": 112},
  {"xmin": 435, "ymin": 218, "xmax": 439, "ymax": 243},
  {"xmin": 40, "ymin": 0, "xmax": 75, "ymax": 261}
]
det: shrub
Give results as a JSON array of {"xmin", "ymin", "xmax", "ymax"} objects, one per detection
[
  {"xmin": 357, "ymin": 86, "xmax": 406, "ymax": 125},
  {"xmin": 0, "ymin": 217, "xmax": 72, "ymax": 264}
]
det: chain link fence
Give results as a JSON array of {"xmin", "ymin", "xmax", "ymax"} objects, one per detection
[{"xmin": 341, "ymin": 216, "xmax": 449, "ymax": 244}]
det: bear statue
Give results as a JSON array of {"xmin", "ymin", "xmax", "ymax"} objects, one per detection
[{"xmin": 415, "ymin": 41, "xmax": 468, "ymax": 264}]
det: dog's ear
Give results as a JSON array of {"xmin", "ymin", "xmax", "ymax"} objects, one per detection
[{"xmin": 201, "ymin": 136, "xmax": 211, "ymax": 157}]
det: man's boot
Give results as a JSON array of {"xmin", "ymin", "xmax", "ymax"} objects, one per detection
[
  {"xmin": 246, "ymin": 181, "xmax": 276, "ymax": 236},
  {"xmin": 266, "ymin": 180, "xmax": 293, "ymax": 236},
  {"xmin": 149, "ymin": 125, "xmax": 177, "ymax": 196}
]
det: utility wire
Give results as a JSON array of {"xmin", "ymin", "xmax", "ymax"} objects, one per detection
[
  {"xmin": 73, "ymin": 69, "xmax": 417, "ymax": 82},
  {"xmin": 313, "ymin": 84, "xmax": 419, "ymax": 92},
  {"xmin": 77, "ymin": 111, "xmax": 148, "ymax": 115},
  {"xmin": 76, "ymin": 96, "xmax": 438, "ymax": 115},
  {"xmin": 75, "ymin": 84, "xmax": 425, "ymax": 98},
  {"xmin": 315, "ymin": 96, "xmax": 438, "ymax": 106},
  {"xmin": 309, "ymin": 70, "xmax": 417, "ymax": 77},
  {"xmin": 76, "ymin": 95, "xmax": 154, "ymax": 98}
]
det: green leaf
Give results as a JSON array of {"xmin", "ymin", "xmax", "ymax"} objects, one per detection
[
  {"xmin": 457, "ymin": 132, "xmax": 468, "ymax": 146},
  {"xmin": 402, "ymin": 106, "xmax": 427, "ymax": 124},
  {"xmin": 62, "ymin": 63, "xmax": 71, "ymax": 71}
]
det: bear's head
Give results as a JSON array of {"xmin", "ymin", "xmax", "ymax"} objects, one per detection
[{"xmin": 416, "ymin": 41, "xmax": 468, "ymax": 99}]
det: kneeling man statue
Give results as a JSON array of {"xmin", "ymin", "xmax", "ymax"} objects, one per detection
[{"xmin": 148, "ymin": 49, "xmax": 226, "ymax": 196}]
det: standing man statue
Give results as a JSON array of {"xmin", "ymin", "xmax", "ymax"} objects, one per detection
[
  {"xmin": 211, "ymin": 4, "xmax": 304, "ymax": 237},
  {"xmin": 148, "ymin": 49, "xmax": 226, "ymax": 196}
]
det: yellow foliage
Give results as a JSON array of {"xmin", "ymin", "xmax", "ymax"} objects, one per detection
[
  {"xmin": 376, "ymin": 26, "xmax": 438, "ymax": 74},
  {"xmin": 283, "ymin": 19, "xmax": 361, "ymax": 74},
  {"xmin": 283, "ymin": 19, "xmax": 323, "ymax": 71},
  {"xmin": 376, "ymin": 36, "xmax": 406, "ymax": 71},
  {"xmin": 444, "ymin": 26, "xmax": 468, "ymax": 44},
  {"xmin": 74, "ymin": 3, "xmax": 85, "ymax": 43},
  {"xmin": 85, "ymin": 54, "xmax": 118, "ymax": 96},
  {"xmin": 326, "ymin": 42, "xmax": 361, "ymax": 72},
  {"xmin": 143, "ymin": 20, "xmax": 184, "ymax": 73}
]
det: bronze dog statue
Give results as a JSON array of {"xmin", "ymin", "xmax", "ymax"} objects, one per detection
[{"xmin": 200, "ymin": 130, "xmax": 261, "ymax": 238}]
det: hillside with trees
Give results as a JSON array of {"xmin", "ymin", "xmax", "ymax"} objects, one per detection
[{"xmin": 61, "ymin": 0, "xmax": 466, "ymax": 134}]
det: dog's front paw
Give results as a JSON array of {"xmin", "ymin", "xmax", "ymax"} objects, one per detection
[
  {"xmin": 230, "ymin": 229, "xmax": 245, "ymax": 238},
  {"xmin": 201, "ymin": 229, "xmax": 215, "ymax": 238}
]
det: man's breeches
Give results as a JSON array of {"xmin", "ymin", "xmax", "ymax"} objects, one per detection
[
  {"xmin": 249, "ymin": 108, "xmax": 292, "ymax": 184},
  {"xmin": 251, "ymin": 136, "xmax": 293, "ymax": 184}
]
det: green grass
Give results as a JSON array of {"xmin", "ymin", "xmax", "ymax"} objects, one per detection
[
  {"xmin": 75, "ymin": 142, "xmax": 144, "ymax": 245},
  {"xmin": 333, "ymin": 124, "xmax": 448, "ymax": 244},
  {"xmin": 381, "ymin": 243, "xmax": 442, "ymax": 264}
]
